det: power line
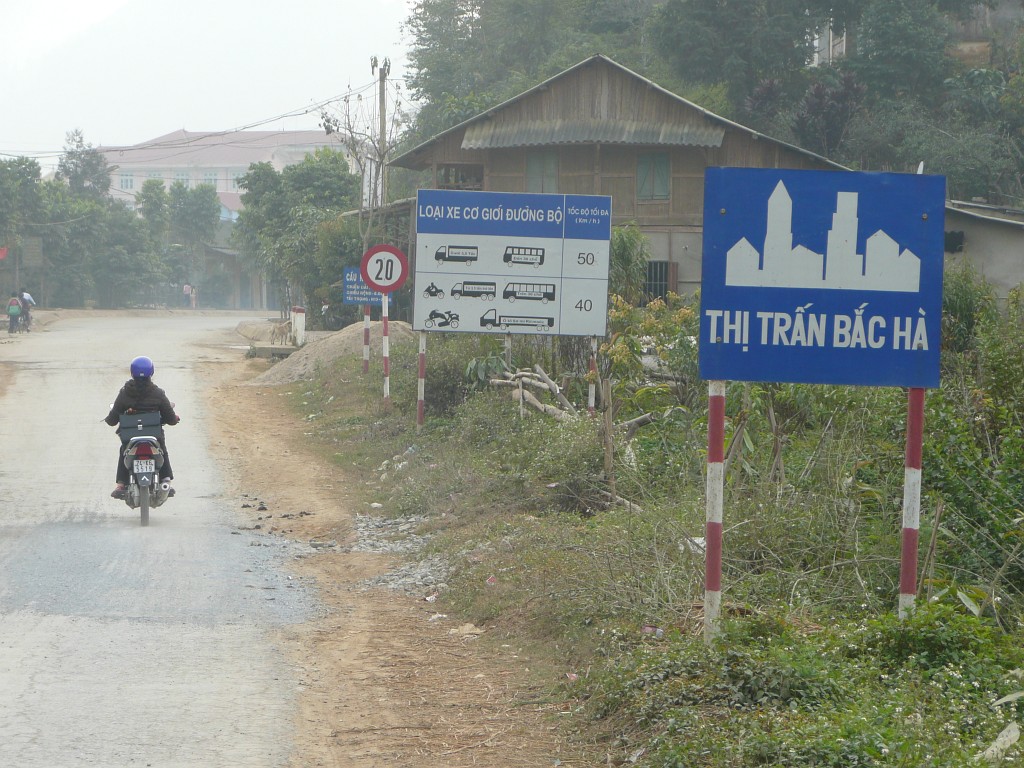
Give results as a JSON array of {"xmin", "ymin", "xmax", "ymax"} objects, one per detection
[{"xmin": 0, "ymin": 77, "xmax": 400, "ymax": 160}]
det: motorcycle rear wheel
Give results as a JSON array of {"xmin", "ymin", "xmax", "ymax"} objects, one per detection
[{"xmin": 139, "ymin": 483, "xmax": 150, "ymax": 526}]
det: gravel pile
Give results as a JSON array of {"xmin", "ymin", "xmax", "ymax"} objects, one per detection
[
  {"xmin": 358, "ymin": 554, "xmax": 452, "ymax": 596},
  {"xmin": 346, "ymin": 513, "xmax": 452, "ymax": 596},
  {"xmin": 238, "ymin": 320, "xmax": 416, "ymax": 386},
  {"xmin": 349, "ymin": 513, "xmax": 432, "ymax": 554}
]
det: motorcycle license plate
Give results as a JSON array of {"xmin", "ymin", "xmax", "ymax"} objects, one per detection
[{"xmin": 134, "ymin": 459, "xmax": 156, "ymax": 474}]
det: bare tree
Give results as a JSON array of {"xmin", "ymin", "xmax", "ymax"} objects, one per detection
[{"xmin": 320, "ymin": 57, "xmax": 410, "ymax": 250}]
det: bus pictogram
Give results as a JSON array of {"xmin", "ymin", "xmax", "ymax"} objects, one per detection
[
  {"xmin": 503, "ymin": 282, "xmax": 556, "ymax": 303},
  {"xmin": 502, "ymin": 245, "xmax": 545, "ymax": 267}
]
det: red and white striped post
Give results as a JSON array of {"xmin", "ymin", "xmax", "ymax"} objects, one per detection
[
  {"xmin": 359, "ymin": 244, "xmax": 407, "ymax": 403},
  {"xmin": 899, "ymin": 387, "xmax": 926, "ymax": 618},
  {"xmin": 588, "ymin": 337, "xmax": 598, "ymax": 416},
  {"xmin": 416, "ymin": 331, "xmax": 427, "ymax": 431},
  {"xmin": 382, "ymin": 292, "xmax": 391, "ymax": 402},
  {"xmin": 362, "ymin": 303, "xmax": 371, "ymax": 374},
  {"xmin": 705, "ymin": 380, "xmax": 726, "ymax": 643}
]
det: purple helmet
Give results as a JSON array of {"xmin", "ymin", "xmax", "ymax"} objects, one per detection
[{"xmin": 130, "ymin": 356, "xmax": 155, "ymax": 379}]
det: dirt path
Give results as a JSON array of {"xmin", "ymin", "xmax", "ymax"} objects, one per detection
[{"xmin": 201, "ymin": 356, "xmax": 588, "ymax": 767}]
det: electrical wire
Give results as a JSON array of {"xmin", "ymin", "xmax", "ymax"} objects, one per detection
[{"xmin": 0, "ymin": 77, "xmax": 404, "ymax": 161}]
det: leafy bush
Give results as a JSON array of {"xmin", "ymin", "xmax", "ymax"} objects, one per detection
[
  {"xmin": 584, "ymin": 607, "xmax": 1024, "ymax": 767},
  {"xmin": 841, "ymin": 602, "xmax": 1020, "ymax": 673}
]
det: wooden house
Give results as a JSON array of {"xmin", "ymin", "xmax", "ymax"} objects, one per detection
[
  {"xmin": 390, "ymin": 54, "xmax": 843, "ymax": 297},
  {"xmin": 392, "ymin": 54, "xmax": 1024, "ymax": 303}
]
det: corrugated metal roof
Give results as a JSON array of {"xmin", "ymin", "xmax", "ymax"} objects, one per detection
[
  {"xmin": 461, "ymin": 119, "xmax": 725, "ymax": 149},
  {"xmin": 390, "ymin": 54, "xmax": 848, "ymax": 172}
]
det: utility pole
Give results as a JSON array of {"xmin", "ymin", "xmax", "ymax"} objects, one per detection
[{"xmin": 375, "ymin": 57, "xmax": 390, "ymax": 210}]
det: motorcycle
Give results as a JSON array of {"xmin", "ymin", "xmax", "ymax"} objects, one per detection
[
  {"xmin": 425, "ymin": 309, "xmax": 460, "ymax": 329},
  {"xmin": 423, "ymin": 282, "xmax": 445, "ymax": 299},
  {"xmin": 118, "ymin": 411, "xmax": 172, "ymax": 526}
]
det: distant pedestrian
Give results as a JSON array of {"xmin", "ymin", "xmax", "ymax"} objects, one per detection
[
  {"xmin": 182, "ymin": 283, "xmax": 192, "ymax": 308},
  {"xmin": 190, "ymin": 284, "xmax": 197, "ymax": 310}
]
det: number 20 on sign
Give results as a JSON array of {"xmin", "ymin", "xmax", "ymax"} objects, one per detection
[{"xmin": 360, "ymin": 244, "xmax": 409, "ymax": 293}]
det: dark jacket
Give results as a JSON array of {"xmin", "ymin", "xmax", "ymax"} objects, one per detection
[{"xmin": 104, "ymin": 378, "xmax": 180, "ymax": 428}]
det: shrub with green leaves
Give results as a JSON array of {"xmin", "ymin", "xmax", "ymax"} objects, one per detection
[{"xmin": 584, "ymin": 607, "xmax": 1024, "ymax": 767}]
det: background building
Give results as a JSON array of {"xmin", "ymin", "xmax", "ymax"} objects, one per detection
[{"xmin": 100, "ymin": 129, "xmax": 345, "ymax": 220}]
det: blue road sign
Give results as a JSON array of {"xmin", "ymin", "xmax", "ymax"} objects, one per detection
[
  {"xmin": 699, "ymin": 168, "xmax": 946, "ymax": 388},
  {"xmin": 342, "ymin": 267, "xmax": 382, "ymax": 306}
]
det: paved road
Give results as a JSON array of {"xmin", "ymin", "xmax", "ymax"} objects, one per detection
[{"xmin": 0, "ymin": 312, "xmax": 315, "ymax": 767}]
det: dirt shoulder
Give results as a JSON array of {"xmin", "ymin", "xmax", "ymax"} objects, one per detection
[{"xmin": 200, "ymin": 352, "xmax": 590, "ymax": 767}]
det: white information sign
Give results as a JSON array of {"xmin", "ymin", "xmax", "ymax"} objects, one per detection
[{"xmin": 414, "ymin": 190, "xmax": 612, "ymax": 336}]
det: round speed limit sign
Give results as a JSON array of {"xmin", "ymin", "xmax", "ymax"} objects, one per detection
[{"xmin": 360, "ymin": 244, "xmax": 409, "ymax": 293}]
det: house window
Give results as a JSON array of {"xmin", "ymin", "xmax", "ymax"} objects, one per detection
[
  {"xmin": 119, "ymin": 174, "xmax": 134, "ymax": 191},
  {"xmin": 174, "ymin": 171, "xmax": 190, "ymax": 187},
  {"xmin": 438, "ymin": 164, "xmax": 483, "ymax": 191},
  {"xmin": 645, "ymin": 260, "xmax": 671, "ymax": 301},
  {"xmin": 637, "ymin": 152, "xmax": 670, "ymax": 201},
  {"xmin": 231, "ymin": 174, "xmax": 243, "ymax": 191},
  {"xmin": 203, "ymin": 171, "xmax": 219, "ymax": 188},
  {"xmin": 526, "ymin": 150, "xmax": 558, "ymax": 193}
]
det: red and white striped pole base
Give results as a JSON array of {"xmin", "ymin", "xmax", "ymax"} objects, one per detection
[
  {"xmin": 382, "ymin": 293, "xmax": 391, "ymax": 402},
  {"xmin": 362, "ymin": 304, "xmax": 371, "ymax": 374},
  {"xmin": 416, "ymin": 332, "xmax": 426, "ymax": 431},
  {"xmin": 704, "ymin": 380, "xmax": 726, "ymax": 642},
  {"xmin": 899, "ymin": 387, "xmax": 925, "ymax": 618},
  {"xmin": 588, "ymin": 337, "xmax": 598, "ymax": 416}
]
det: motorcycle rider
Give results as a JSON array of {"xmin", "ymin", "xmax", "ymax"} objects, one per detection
[
  {"xmin": 18, "ymin": 288, "xmax": 35, "ymax": 330},
  {"xmin": 104, "ymin": 356, "xmax": 180, "ymax": 499}
]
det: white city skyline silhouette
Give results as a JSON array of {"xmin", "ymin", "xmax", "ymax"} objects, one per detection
[{"xmin": 725, "ymin": 181, "xmax": 921, "ymax": 293}]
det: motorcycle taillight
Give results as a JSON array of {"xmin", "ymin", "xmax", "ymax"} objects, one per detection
[{"xmin": 134, "ymin": 443, "xmax": 154, "ymax": 459}]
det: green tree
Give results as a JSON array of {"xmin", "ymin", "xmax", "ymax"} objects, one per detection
[
  {"xmin": 37, "ymin": 179, "xmax": 104, "ymax": 307},
  {"xmin": 650, "ymin": 0, "xmax": 823, "ymax": 106},
  {"xmin": 609, "ymin": 222, "xmax": 650, "ymax": 306},
  {"xmin": 404, "ymin": 0, "xmax": 590, "ymax": 136},
  {"xmin": 169, "ymin": 182, "xmax": 219, "ymax": 283},
  {"xmin": 0, "ymin": 157, "xmax": 42, "ymax": 255},
  {"xmin": 56, "ymin": 130, "xmax": 110, "ymax": 198},
  {"xmin": 235, "ymin": 162, "xmax": 288, "ymax": 272},
  {"xmin": 791, "ymin": 70, "xmax": 867, "ymax": 156},
  {"xmin": 136, "ymin": 178, "xmax": 170, "ymax": 246},
  {"xmin": 280, "ymin": 148, "xmax": 359, "ymax": 209},
  {"xmin": 844, "ymin": 0, "xmax": 955, "ymax": 106},
  {"xmin": 235, "ymin": 151, "xmax": 360, "ymax": 304},
  {"xmin": 90, "ymin": 199, "xmax": 163, "ymax": 309},
  {"xmin": 405, "ymin": 0, "xmax": 491, "ymax": 135}
]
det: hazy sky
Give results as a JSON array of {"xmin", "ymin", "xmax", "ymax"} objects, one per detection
[{"xmin": 0, "ymin": 0, "xmax": 413, "ymax": 171}]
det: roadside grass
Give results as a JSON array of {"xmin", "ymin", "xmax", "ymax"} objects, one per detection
[{"xmin": 279, "ymin": 304, "xmax": 1024, "ymax": 766}]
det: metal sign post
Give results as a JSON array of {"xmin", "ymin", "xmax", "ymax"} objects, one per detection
[
  {"xmin": 900, "ymin": 387, "xmax": 926, "ymax": 617},
  {"xmin": 417, "ymin": 332, "xmax": 427, "ymax": 431},
  {"xmin": 363, "ymin": 305, "xmax": 371, "ymax": 374},
  {"xmin": 341, "ymin": 267, "xmax": 382, "ymax": 376},
  {"xmin": 705, "ymin": 380, "xmax": 726, "ymax": 642},
  {"xmin": 360, "ymin": 245, "xmax": 409, "ymax": 404},
  {"xmin": 382, "ymin": 292, "xmax": 391, "ymax": 401}
]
